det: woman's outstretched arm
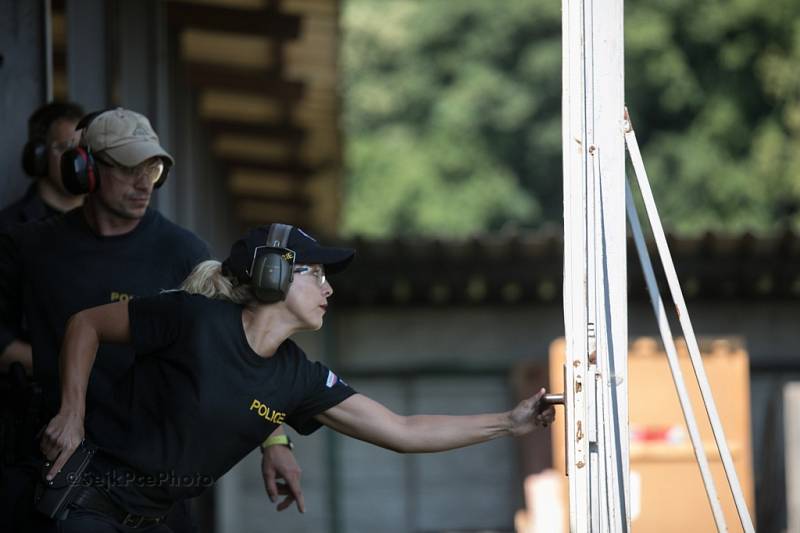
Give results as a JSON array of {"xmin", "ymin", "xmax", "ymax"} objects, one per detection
[
  {"xmin": 40, "ymin": 301, "xmax": 131, "ymax": 479},
  {"xmin": 315, "ymin": 388, "xmax": 554, "ymax": 453}
]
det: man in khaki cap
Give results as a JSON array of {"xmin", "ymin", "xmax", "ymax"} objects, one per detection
[
  {"xmin": 62, "ymin": 107, "xmax": 175, "ymax": 229},
  {"xmin": 0, "ymin": 107, "xmax": 304, "ymax": 532}
]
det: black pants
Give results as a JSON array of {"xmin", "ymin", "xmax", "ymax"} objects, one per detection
[
  {"xmin": 0, "ymin": 370, "xmax": 46, "ymax": 531},
  {"xmin": 48, "ymin": 508, "xmax": 174, "ymax": 533},
  {"xmin": 0, "ymin": 460, "xmax": 42, "ymax": 532},
  {"xmin": 0, "ymin": 466, "xmax": 196, "ymax": 533}
]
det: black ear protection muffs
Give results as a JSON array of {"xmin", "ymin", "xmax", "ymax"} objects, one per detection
[
  {"xmin": 60, "ymin": 109, "xmax": 171, "ymax": 195},
  {"xmin": 21, "ymin": 137, "xmax": 48, "ymax": 178},
  {"xmin": 250, "ymin": 224, "xmax": 296, "ymax": 303},
  {"xmin": 22, "ymin": 106, "xmax": 65, "ymax": 178},
  {"xmin": 23, "ymin": 102, "xmax": 85, "ymax": 180}
]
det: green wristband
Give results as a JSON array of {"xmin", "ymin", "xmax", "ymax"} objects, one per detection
[{"xmin": 261, "ymin": 434, "xmax": 294, "ymax": 451}]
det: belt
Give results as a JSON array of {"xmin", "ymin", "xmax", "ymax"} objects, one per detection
[{"xmin": 71, "ymin": 487, "xmax": 167, "ymax": 529}]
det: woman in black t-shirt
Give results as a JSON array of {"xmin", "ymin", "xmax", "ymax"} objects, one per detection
[{"xmin": 39, "ymin": 223, "xmax": 555, "ymax": 532}]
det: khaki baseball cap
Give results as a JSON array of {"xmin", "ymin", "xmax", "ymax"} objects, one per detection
[{"xmin": 83, "ymin": 108, "xmax": 174, "ymax": 168}]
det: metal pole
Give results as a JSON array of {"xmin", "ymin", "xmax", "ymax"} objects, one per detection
[
  {"xmin": 625, "ymin": 125, "xmax": 755, "ymax": 533},
  {"xmin": 624, "ymin": 179, "xmax": 727, "ymax": 532},
  {"xmin": 43, "ymin": 0, "xmax": 53, "ymax": 101}
]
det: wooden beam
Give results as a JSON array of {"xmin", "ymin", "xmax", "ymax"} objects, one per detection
[
  {"xmin": 231, "ymin": 189, "xmax": 312, "ymax": 208},
  {"xmin": 184, "ymin": 63, "xmax": 305, "ymax": 101},
  {"xmin": 166, "ymin": 3, "xmax": 301, "ymax": 39},
  {"xmin": 218, "ymin": 158, "xmax": 315, "ymax": 178},
  {"xmin": 204, "ymin": 119, "xmax": 306, "ymax": 143},
  {"xmin": 180, "ymin": 29, "xmax": 275, "ymax": 69},
  {"xmin": 229, "ymin": 171, "xmax": 298, "ymax": 196},
  {"xmin": 52, "ymin": 11, "xmax": 66, "ymax": 46},
  {"xmin": 212, "ymin": 134, "xmax": 291, "ymax": 161},
  {"xmin": 199, "ymin": 91, "xmax": 281, "ymax": 122},
  {"xmin": 283, "ymin": 0, "xmax": 338, "ymax": 17},
  {"xmin": 236, "ymin": 199, "xmax": 310, "ymax": 225},
  {"xmin": 52, "ymin": 49, "xmax": 67, "ymax": 70}
]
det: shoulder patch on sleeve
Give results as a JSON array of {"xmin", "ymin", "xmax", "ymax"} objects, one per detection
[{"xmin": 325, "ymin": 370, "xmax": 338, "ymax": 388}]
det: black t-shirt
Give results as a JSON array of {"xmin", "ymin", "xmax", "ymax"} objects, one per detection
[
  {"xmin": 0, "ymin": 183, "xmax": 59, "ymax": 232},
  {"xmin": 87, "ymin": 291, "xmax": 356, "ymax": 513},
  {"xmin": 0, "ymin": 207, "xmax": 211, "ymax": 417},
  {"xmin": 0, "ymin": 184, "xmax": 59, "ymax": 347}
]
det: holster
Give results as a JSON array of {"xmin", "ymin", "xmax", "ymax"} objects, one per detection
[{"xmin": 33, "ymin": 440, "xmax": 97, "ymax": 520}]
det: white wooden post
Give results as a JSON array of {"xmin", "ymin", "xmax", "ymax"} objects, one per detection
[
  {"xmin": 562, "ymin": 0, "xmax": 629, "ymax": 530},
  {"xmin": 785, "ymin": 383, "xmax": 800, "ymax": 533}
]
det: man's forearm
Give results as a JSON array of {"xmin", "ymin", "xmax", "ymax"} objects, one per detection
[
  {"xmin": 58, "ymin": 314, "xmax": 101, "ymax": 418},
  {"xmin": 0, "ymin": 339, "xmax": 32, "ymax": 374}
]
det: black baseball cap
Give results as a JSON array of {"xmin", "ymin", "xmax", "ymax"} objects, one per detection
[{"xmin": 223, "ymin": 224, "xmax": 355, "ymax": 283}]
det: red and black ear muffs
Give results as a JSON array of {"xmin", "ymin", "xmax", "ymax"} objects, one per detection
[
  {"xmin": 60, "ymin": 146, "xmax": 99, "ymax": 194},
  {"xmin": 249, "ymin": 224, "xmax": 296, "ymax": 303},
  {"xmin": 59, "ymin": 110, "xmax": 107, "ymax": 195},
  {"xmin": 21, "ymin": 137, "xmax": 48, "ymax": 178}
]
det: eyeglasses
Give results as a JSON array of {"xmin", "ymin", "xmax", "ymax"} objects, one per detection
[
  {"xmin": 97, "ymin": 157, "xmax": 164, "ymax": 185},
  {"xmin": 49, "ymin": 140, "xmax": 77, "ymax": 155},
  {"xmin": 293, "ymin": 264, "xmax": 326, "ymax": 286}
]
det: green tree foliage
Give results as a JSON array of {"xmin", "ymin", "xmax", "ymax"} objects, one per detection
[
  {"xmin": 341, "ymin": 0, "xmax": 800, "ymax": 238},
  {"xmin": 627, "ymin": 0, "xmax": 800, "ymax": 234}
]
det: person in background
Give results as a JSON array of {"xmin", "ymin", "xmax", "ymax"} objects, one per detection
[
  {"xmin": 0, "ymin": 100, "xmax": 85, "ymax": 533},
  {"xmin": 1, "ymin": 101, "xmax": 86, "ymax": 228},
  {"xmin": 0, "ymin": 101, "xmax": 85, "ymax": 373}
]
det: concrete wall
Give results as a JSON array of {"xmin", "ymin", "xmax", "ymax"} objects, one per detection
[{"xmin": 0, "ymin": 0, "xmax": 47, "ymax": 204}]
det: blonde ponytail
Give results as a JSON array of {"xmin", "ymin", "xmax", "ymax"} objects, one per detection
[{"xmin": 179, "ymin": 260, "xmax": 255, "ymax": 304}]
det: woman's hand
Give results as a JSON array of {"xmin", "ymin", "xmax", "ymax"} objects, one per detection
[
  {"xmin": 262, "ymin": 442, "xmax": 305, "ymax": 513},
  {"xmin": 508, "ymin": 388, "xmax": 556, "ymax": 436},
  {"xmin": 40, "ymin": 410, "xmax": 85, "ymax": 480}
]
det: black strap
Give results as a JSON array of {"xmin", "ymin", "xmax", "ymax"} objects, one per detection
[{"xmin": 266, "ymin": 223, "xmax": 292, "ymax": 248}]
